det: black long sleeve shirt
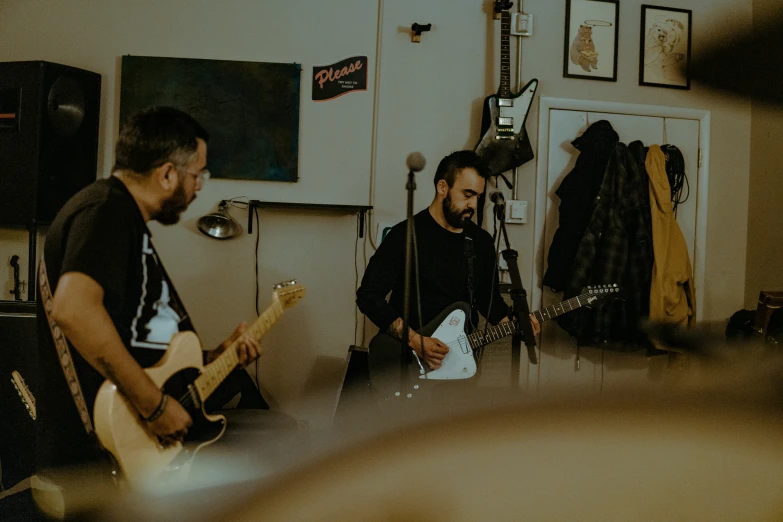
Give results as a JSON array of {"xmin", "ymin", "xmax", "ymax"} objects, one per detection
[{"xmin": 357, "ymin": 209, "xmax": 509, "ymax": 333}]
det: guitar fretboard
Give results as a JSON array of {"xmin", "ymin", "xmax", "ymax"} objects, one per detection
[
  {"xmin": 194, "ymin": 299, "xmax": 283, "ymax": 401},
  {"xmin": 532, "ymin": 295, "xmax": 587, "ymax": 324},
  {"xmin": 467, "ymin": 292, "xmax": 596, "ymax": 349},
  {"xmin": 499, "ymin": 10, "xmax": 512, "ymax": 99}
]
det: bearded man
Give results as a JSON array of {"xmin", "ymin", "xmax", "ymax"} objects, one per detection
[
  {"xmin": 357, "ymin": 150, "xmax": 539, "ymax": 370},
  {"xmin": 36, "ymin": 107, "xmax": 265, "ymax": 475}
]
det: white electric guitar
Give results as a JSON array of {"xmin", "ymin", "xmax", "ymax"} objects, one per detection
[
  {"xmin": 368, "ymin": 285, "xmax": 620, "ymax": 397},
  {"xmin": 93, "ymin": 280, "xmax": 304, "ymax": 489}
]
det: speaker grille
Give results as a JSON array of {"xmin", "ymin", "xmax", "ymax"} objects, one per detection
[{"xmin": 0, "ymin": 61, "xmax": 100, "ymax": 226}]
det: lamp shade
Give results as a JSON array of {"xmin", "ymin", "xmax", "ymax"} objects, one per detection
[{"xmin": 197, "ymin": 201, "xmax": 239, "ymax": 239}]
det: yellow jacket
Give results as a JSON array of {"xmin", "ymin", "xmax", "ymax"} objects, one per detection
[{"xmin": 646, "ymin": 145, "xmax": 696, "ymax": 328}]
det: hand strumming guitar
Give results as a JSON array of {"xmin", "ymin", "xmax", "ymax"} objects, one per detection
[
  {"xmin": 386, "ymin": 317, "xmax": 450, "ymax": 370},
  {"xmin": 413, "ymin": 335, "xmax": 450, "ymax": 370},
  {"xmin": 144, "ymin": 394, "xmax": 193, "ymax": 447}
]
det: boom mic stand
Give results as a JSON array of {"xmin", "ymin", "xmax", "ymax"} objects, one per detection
[
  {"xmin": 400, "ymin": 153, "xmax": 426, "ymax": 400},
  {"xmin": 493, "ymin": 196, "xmax": 537, "ymax": 385}
]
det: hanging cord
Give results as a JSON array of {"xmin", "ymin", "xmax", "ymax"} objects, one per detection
[
  {"xmin": 361, "ymin": 212, "xmax": 370, "ymax": 346},
  {"xmin": 354, "ymin": 213, "xmax": 361, "ymax": 346},
  {"xmin": 252, "ymin": 205, "xmax": 261, "ymax": 390},
  {"xmin": 253, "ymin": 207, "xmax": 261, "ymax": 316},
  {"xmin": 660, "ymin": 145, "xmax": 689, "ymax": 217}
]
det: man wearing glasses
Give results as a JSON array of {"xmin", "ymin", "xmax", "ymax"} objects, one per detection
[{"xmin": 36, "ymin": 107, "xmax": 264, "ymax": 479}]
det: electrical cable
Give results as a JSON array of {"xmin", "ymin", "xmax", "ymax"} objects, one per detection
[
  {"xmin": 354, "ymin": 213, "xmax": 360, "ymax": 347},
  {"xmin": 253, "ymin": 206, "xmax": 261, "ymax": 390},
  {"xmin": 361, "ymin": 211, "xmax": 369, "ymax": 346}
]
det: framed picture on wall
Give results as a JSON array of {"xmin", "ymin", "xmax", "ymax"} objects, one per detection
[
  {"xmin": 639, "ymin": 5, "xmax": 692, "ymax": 89},
  {"xmin": 563, "ymin": 0, "xmax": 620, "ymax": 82}
]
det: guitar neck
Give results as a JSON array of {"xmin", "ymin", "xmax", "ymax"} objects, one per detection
[
  {"xmin": 467, "ymin": 293, "xmax": 592, "ymax": 349},
  {"xmin": 193, "ymin": 299, "xmax": 283, "ymax": 401},
  {"xmin": 498, "ymin": 9, "xmax": 512, "ymax": 99}
]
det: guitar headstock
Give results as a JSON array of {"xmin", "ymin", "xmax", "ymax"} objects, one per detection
[
  {"xmin": 272, "ymin": 280, "xmax": 305, "ymax": 309},
  {"xmin": 580, "ymin": 284, "xmax": 621, "ymax": 306},
  {"xmin": 493, "ymin": 0, "xmax": 513, "ymax": 14},
  {"xmin": 11, "ymin": 370, "xmax": 36, "ymax": 420}
]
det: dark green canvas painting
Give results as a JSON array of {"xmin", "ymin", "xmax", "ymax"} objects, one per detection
[{"xmin": 120, "ymin": 55, "xmax": 301, "ymax": 182}]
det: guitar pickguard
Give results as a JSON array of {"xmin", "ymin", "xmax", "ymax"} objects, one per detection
[
  {"xmin": 422, "ymin": 308, "xmax": 477, "ymax": 380},
  {"xmin": 498, "ymin": 79, "xmax": 538, "ymax": 136}
]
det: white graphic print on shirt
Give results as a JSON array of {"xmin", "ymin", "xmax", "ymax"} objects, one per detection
[{"xmin": 130, "ymin": 234, "xmax": 182, "ymax": 350}]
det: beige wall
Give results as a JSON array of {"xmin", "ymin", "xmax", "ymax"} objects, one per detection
[
  {"xmin": 0, "ymin": 0, "xmax": 755, "ymax": 415},
  {"xmin": 745, "ymin": 0, "xmax": 783, "ymax": 307}
]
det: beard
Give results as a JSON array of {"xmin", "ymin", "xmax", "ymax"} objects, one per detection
[
  {"xmin": 155, "ymin": 181, "xmax": 192, "ymax": 225},
  {"xmin": 442, "ymin": 193, "xmax": 474, "ymax": 229}
]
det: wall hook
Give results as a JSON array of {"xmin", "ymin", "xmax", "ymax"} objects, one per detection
[{"xmin": 411, "ymin": 23, "xmax": 431, "ymax": 43}]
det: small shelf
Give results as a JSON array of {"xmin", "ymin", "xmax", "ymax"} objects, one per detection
[
  {"xmin": 248, "ymin": 200, "xmax": 372, "ymax": 213},
  {"xmin": 247, "ymin": 200, "xmax": 373, "ymax": 236}
]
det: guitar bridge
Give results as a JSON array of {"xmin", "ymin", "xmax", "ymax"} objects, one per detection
[{"xmin": 457, "ymin": 335, "xmax": 471, "ymax": 355}]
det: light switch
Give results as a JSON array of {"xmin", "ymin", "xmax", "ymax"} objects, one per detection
[
  {"xmin": 511, "ymin": 12, "xmax": 533, "ymax": 37},
  {"xmin": 505, "ymin": 200, "xmax": 527, "ymax": 224}
]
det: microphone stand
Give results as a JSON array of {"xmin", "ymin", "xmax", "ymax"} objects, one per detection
[
  {"xmin": 400, "ymin": 168, "xmax": 416, "ymax": 400},
  {"xmin": 494, "ymin": 201, "xmax": 537, "ymax": 387}
]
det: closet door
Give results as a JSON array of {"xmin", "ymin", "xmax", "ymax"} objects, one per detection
[{"xmin": 534, "ymin": 109, "xmax": 699, "ymax": 393}]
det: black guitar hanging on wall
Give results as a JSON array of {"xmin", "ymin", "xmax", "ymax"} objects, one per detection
[{"xmin": 475, "ymin": 0, "xmax": 539, "ymax": 224}]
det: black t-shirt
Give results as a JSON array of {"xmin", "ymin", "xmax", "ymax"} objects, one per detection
[
  {"xmin": 36, "ymin": 176, "xmax": 193, "ymax": 469},
  {"xmin": 356, "ymin": 208, "xmax": 508, "ymax": 333}
]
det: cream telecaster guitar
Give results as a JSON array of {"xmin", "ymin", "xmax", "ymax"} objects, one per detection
[{"xmin": 93, "ymin": 280, "xmax": 305, "ymax": 489}]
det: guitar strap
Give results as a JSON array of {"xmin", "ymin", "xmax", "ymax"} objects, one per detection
[{"xmin": 38, "ymin": 259, "xmax": 95, "ymax": 435}]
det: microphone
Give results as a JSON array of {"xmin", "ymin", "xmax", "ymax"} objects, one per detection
[
  {"xmin": 406, "ymin": 152, "xmax": 426, "ymax": 173},
  {"xmin": 490, "ymin": 191, "xmax": 506, "ymax": 220}
]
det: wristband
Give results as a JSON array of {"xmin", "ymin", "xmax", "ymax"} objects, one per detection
[{"xmin": 143, "ymin": 393, "xmax": 168, "ymax": 423}]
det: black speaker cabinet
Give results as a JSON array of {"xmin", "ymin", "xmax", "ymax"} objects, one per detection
[
  {"xmin": 0, "ymin": 61, "xmax": 101, "ymax": 226},
  {"xmin": 0, "ymin": 301, "xmax": 37, "ymax": 488}
]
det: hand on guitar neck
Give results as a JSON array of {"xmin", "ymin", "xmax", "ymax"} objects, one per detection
[
  {"xmin": 204, "ymin": 321, "xmax": 262, "ymax": 368},
  {"xmin": 520, "ymin": 314, "xmax": 542, "ymax": 335}
]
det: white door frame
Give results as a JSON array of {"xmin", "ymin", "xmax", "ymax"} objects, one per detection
[{"xmin": 533, "ymin": 97, "xmax": 710, "ymax": 321}]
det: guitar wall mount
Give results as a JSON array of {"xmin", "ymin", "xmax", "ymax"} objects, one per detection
[{"xmin": 410, "ymin": 23, "xmax": 431, "ymax": 43}]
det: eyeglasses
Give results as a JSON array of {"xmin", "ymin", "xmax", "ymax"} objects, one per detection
[{"xmin": 177, "ymin": 166, "xmax": 211, "ymax": 188}]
